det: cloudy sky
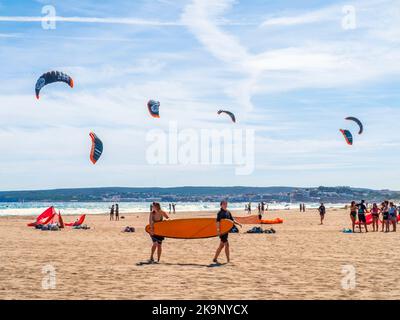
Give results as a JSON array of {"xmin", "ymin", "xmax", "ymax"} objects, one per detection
[{"xmin": 0, "ymin": 0, "xmax": 399, "ymax": 190}]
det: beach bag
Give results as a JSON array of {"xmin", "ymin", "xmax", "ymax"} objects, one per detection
[{"xmin": 230, "ymin": 225, "xmax": 239, "ymax": 233}]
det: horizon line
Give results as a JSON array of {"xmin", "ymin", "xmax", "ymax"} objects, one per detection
[{"xmin": 0, "ymin": 185, "xmax": 395, "ymax": 193}]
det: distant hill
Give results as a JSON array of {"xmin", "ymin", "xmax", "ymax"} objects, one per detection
[{"xmin": 0, "ymin": 186, "xmax": 399, "ymax": 203}]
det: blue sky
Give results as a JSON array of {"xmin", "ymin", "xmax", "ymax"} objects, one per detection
[{"xmin": 0, "ymin": 0, "xmax": 400, "ymax": 190}]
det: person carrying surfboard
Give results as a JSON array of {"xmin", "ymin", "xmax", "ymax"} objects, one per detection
[
  {"xmin": 213, "ymin": 200, "xmax": 241, "ymax": 264},
  {"xmin": 149, "ymin": 202, "xmax": 169, "ymax": 263}
]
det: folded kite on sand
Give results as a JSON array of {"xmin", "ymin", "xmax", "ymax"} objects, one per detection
[
  {"xmin": 27, "ymin": 206, "xmax": 56, "ymax": 227},
  {"xmin": 64, "ymin": 214, "xmax": 86, "ymax": 227},
  {"xmin": 355, "ymin": 213, "xmax": 400, "ymax": 225},
  {"xmin": 27, "ymin": 206, "xmax": 85, "ymax": 228},
  {"xmin": 234, "ymin": 215, "xmax": 283, "ymax": 225}
]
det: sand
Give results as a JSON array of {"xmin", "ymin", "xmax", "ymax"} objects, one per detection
[{"xmin": 0, "ymin": 208, "xmax": 399, "ymax": 300}]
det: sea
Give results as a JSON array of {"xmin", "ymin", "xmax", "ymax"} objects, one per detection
[{"xmin": 0, "ymin": 201, "xmax": 347, "ymax": 217}]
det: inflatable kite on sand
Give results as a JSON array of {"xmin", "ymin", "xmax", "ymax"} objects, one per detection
[
  {"xmin": 89, "ymin": 132, "xmax": 103, "ymax": 164},
  {"xmin": 35, "ymin": 71, "xmax": 74, "ymax": 99},
  {"xmin": 234, "ymin": 215, "xmax": 283, "ymax": 225},
  {"xmin": 64, "ymin": 214, "xmax": 86, "ymax": 227},
  {"xmin": 27, "ymin": 206, "xmax": 64, "ymax": 228},
  {"xmin": 27, "ymin": 207, "xmax": 86, "ymax": 227},
  {"xmin": 355, "ymin": 214, "xmax": 400, "ymax": 225}
]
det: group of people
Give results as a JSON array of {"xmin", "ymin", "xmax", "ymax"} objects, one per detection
[
  {"xmin": 168, "ymin": 203, "xmax": 176, "ymax": 214},
  {"xmin": 148, "ymin": 200, "xmax": 241, "ymax": 264},
  {"xmin": 318, "ymin": 200, "xmax": 399, "ymax": 232},
  {"xmin": 257, "ymin": 202, "xmax": 268, "ymax": 214},
  {"xmin": 348, "ymin": 200, "xmax": 398, "ymax": 233},
  {"xmin": 109, "ymin": 203, "xmax": 120, "ymax": 221}
]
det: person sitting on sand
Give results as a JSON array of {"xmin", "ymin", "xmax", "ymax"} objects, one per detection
[
  {"xmin": 356, "ymin": 200, "xmax": 368, "ymax": 233},
  {"xmin": 349, "ymin": 201, "xmax": 357, "ymax": 232},
  {"xmin": 213, "ymin": 200, "xmax": 242, "ymax": 264},
  {"xmin": 318, "ymin": 203, "xmax": 326, "ymax": 225},
  {"xmin": 371, "ymin": 203, "xmax": 380, "ymax": 232},
  {"xmin": 148, "ymin": 202, "xmax": 169, "ymax": 263}
]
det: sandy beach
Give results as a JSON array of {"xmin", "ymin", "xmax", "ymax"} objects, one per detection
[{"xmin": 1, "ymin": 208, "xmax": 399, "ymax": 300}]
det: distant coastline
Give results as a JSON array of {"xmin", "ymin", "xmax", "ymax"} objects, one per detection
[{"xmin": 0, "ymin": 186, "xmax": 398, "ymax": 203}]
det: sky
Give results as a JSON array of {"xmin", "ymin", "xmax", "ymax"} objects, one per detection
[{"xmin": 0, "ymin": 0, "xmax": 400, "ymax": 191}]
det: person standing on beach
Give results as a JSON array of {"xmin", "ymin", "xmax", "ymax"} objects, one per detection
[
  {"xmin": 299, "ymin": 203, "xmax": 302, "ymax": 212},
  {"xmin": 115, "ymin": 204, "xmax": 119, "ymax": 221},
  {"xmin": 172, "ymin": 203, "xmax": 176, "ymax": 213},
  {"xmin": 356, "ymin": 200, "xmax": 368, "ymax": 233},
  {"xmin": 371, "ymin": 203, "xmax": 380, "ymax": 232},
  {"xmin": 382, "ymin": 201, "xmax": 389, "ymax": 232},
  {"xmin": 318, "ymin": 203, "xmax": 326, "ymax": 225},
  {"xmin": 303, "ymin": 203, "xmax": 306, "ymax": 212},
  {"xmin": 169, "ymin": 203, "xmax": 172, "ymax": 214},
  {"xmin": 148, "ymin": 202, "xmax": 169, "ymax": 263},
  {"xmin": 213, "ymin": 200, "xmax": 242, "ymax": 264},
  {"xmin": 389, "ymin": 202, "xmax": 397, "ymax": 232},
  {"xmin": 349, "ymin": 201, "xmax": 357, "ymax": 232},
  {"xmin": 110, "ymin": 204, "xmax": 115, "ymax": 221}
]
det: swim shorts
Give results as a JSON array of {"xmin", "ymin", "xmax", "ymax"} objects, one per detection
[
  {"xmin": 151, "ymin": 235, "xmax": 165, "ymax": 244},
  {"xmin": 358, "ymin": 214, "xmax": 366, "ymax": 223},
  {"xmin": 219, "ymin": 233, "xmax": 229, "ymax": 243}
]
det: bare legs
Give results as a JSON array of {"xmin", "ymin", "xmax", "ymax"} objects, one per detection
[
  {"xmin": 372, "ymin": 216, "xmax": 379, "ymax": 232},
  {"xmin": 150, "ymin": 242, "xmax": 162, "ymax": 262},
  {"xmin": 213, "ymin": 241, "xmax": 230, "ymax": 263},
  {"xmin": 350, "ymin": 215, "xmax": 356, "ymax": 232}
]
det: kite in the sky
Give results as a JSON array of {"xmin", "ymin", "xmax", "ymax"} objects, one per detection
[
  {"xmin": 345, "ymin": 117, "xmax": 363, "ymax": 134},
  {"xmin": 89, "ymin": 132, "xmax": 103, "ymax": 164},
  {"xmin": 147, "ymin": 100, "xmax": 160, "ymax": 118},
  {"xmin": 340, "ymin": 129, "xmax": 353, "ymax": 146},
  {"xmin": 35, "ymin": 71, "xmax": 74, "ymax": 99},
  {"xmin": 217, "ymin": 110, "xmax": 236, "ymax": 123}
]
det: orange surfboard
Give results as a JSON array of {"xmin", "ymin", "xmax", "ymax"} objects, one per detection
[{"xmin": 145, "ymin": 218, "xmax": 234, "ymax": 239}]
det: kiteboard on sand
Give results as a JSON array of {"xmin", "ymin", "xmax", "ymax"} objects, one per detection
[{"xmin": 145, "ymin": 218, "xmax": 234, "ymax": 239}]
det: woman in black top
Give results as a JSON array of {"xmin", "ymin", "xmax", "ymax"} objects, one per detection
[{"xmin": 213, "ymin": 200, "xmax": 241, "ymax": 264}]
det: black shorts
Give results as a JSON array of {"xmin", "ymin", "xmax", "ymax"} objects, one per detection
[
  {"xmin": 358, "ymin": 214, "xmax": 366, "ymax": 223},
  {"xmin": 151, "ymin": 235, "xmax": 164, "ymax": 244},
  {"xmin": 350, "ymin": 211, "xmax": 357, "ymax": 218},
  {"xmin": 219, "ymin": 233, "xmax": 229, "ymax": 243}
]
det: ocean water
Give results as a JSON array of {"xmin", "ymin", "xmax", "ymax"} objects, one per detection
[{"xmin": 0, "ymin": 202, "xmax": 346, "ymax": 216}]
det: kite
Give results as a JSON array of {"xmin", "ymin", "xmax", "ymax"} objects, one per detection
[
  {"xmin": 89, "ymin": 132, "xmax": 103, "ymax": 164},
  {"xmin": 345, "ymin": 117, "xmax": 363, "ymax": 134},
  {"xmin": 340, "ymin": 129, "xmax": 353, "ymax": 146},
  {"xmin": 147, "ymin": 100, "xmax": 160, "ymax": 118},
  {"xmin": 35, "ymin": 71, "xmax": 74, "ymax": 99},
  {"xmin": 217, "ymin": 110, "xmax": 236, "ymax": 123}
]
